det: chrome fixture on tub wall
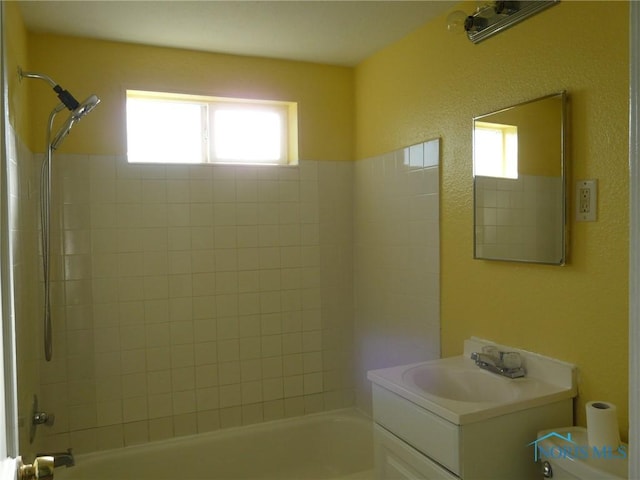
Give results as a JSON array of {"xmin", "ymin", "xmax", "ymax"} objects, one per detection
[
  {"xmin": 29, "ymin": 395, "xmax": 54, "ymax": 444},
  {"xmin": 447, "ymin": 1, "xmax": 560, "ymax": 44}
]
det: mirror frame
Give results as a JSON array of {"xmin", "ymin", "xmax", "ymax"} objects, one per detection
[{"xmin": 473, "ymin": 91, "xmax": 568, "ymax": 265}]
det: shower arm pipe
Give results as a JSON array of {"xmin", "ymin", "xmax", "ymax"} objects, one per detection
[
  {"xmin": 18, "ymin": 67, "xmax": 80, "ymax": 111},
  {"xmin": 19, "ymin": 68, "xmax": 56, "ymax": 88}
]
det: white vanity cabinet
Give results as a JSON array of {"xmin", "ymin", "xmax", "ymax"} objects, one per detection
[
  {"xmin": 371, "ymin": 384, "xmax": 572, "ymax": 479},
  {"xmin": 368, "ymin": 338, "xmax": 578, "ymax": 480},
  {"xmin": 374, "ymin": 423, "xmax": 458, "ymax": 480}
]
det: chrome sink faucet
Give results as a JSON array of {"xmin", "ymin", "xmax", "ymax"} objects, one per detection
[{"xmin": 470, "ymin": 346, "xmax": 526, "ymax": 378}]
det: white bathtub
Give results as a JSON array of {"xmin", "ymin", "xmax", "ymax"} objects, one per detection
[{"xmin": 56, "ymin": 409, "xmax": 373, "ymax": 480}]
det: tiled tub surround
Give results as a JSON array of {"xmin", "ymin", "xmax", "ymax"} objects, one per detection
[
  {"xmin": 9, "ymin": 126, "xmax": 45, "ymax": 456},
  {"xmin": 29, "ymin": 154, "xmax": 355, "ymax": 453},
  {"xmin": 354, "ymin": 140, "xmax": 441, "ymax": 414},
  {"xmin": 14, "ymin": 139, "xmax": 439, "ymax": 454}
]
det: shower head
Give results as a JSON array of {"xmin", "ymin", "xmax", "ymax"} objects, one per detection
[
  {"xmin": 51, "ymin": 94, "xmax": 101, "ymax": 150},
  {"xmin": 75, "ymin": 94, "xmax": 100, "ymax": 118}
]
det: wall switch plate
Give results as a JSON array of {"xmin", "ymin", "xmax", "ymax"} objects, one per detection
[{"xmin": 576, "ymin": 179, "xmax": 597, "ymax": 222}]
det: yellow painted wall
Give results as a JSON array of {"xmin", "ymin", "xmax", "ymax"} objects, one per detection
[
  {"xmin": 24, "ymin": 33, "xmax": 354, "ymax": 161},
  {"xmin": 356, "ymin": 1, "xmax": 629, "ymax": 435},
  {"xmin": 5, "ymin": 1, "xmax": 29, "ymax": 138}
]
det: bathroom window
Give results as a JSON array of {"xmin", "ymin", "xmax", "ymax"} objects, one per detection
[
  {"xmin": 473, "ymin": 121, "xmax": 518, "ymax": 179},
  {"xmin": 126, "ymin": 90, "xmax": 298, "ymax": 165}
]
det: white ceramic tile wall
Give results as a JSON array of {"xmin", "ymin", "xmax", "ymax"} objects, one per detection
[
  {"xmin": 353, "ymin": 139, "xmax": 441, "ymax": 414},
  {"xmin": 26, "ymin": 155, "xmax": 354, "ymax": 453},
  {"xmin": 475, "ymin": 175, "xmax": 563, "ymax": 262},
  {"xmin": 8, "ymin": 127, "xmax": 44, "ymax": 458},
  {"xmin": 13, "ymin": 138, "xmax": 439, "ymax": 452}
]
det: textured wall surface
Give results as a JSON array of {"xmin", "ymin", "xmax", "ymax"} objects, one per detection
[{"xmin": 356, "ymin": 1, "xmax": 629, "ymax": 434}]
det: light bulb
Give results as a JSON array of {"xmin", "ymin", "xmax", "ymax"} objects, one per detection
[
  {"xmin": 475, "ymin": 1, "xmax": 496, "ymax": 13},
  {"xmin": 446, "ymin": 10, "xmax": 468, "ymax": 33}
]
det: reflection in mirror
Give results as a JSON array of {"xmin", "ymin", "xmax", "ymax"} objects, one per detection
[{"xmin": 473, "ymin": 92, "xmax": 567, "ymax": 265}]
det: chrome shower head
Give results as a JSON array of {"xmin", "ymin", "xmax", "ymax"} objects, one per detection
[
  {"xmin": 74, "ymin": 94, "xmax": 100, "ymax": 118},
  {"xmin": 51, "ymin": 94, "xmax": 101, "ymax": 150}
]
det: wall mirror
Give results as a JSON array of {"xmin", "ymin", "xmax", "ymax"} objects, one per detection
[{"xmin": 473, "ymin": 91, "xmax": 567, "ymax": 265}]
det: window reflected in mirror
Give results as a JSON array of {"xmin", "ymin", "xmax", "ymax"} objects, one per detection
[{"xmin": 474, "ymin": 121, "xmax": 518, "ymax": 179}]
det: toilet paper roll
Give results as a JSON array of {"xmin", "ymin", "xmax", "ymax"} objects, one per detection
[{"xmin": 586, "ymin": 401, "xmax": 620, "ymax": 449}]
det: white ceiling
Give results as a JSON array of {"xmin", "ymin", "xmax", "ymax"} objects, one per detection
[{"xmin": 18, "ymin": 1, "xmax": 456, "ymax": 67}]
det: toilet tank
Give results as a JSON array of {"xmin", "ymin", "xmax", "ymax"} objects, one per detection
[{"xmin": 536, "ymin": 427, "xmax": 627, "ymax": 480}]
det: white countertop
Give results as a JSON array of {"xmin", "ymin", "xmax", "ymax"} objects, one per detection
[{"xmin": 367, "ymin": 338, "xmax": 577, "ymax": 425}]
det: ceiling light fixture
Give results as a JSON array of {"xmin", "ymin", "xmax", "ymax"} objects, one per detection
[{"xmin": 447, "ymin": 1, "xmax": 560, "ymax": 44}]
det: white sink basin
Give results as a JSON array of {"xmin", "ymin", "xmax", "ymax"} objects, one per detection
[
  {"xmin": 402, "ymin": 363, "xmax": 520, "ymax": 403},
  {"xmin": 367, "ymin": 337, "xmax": 577, "ymax": 425}
]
